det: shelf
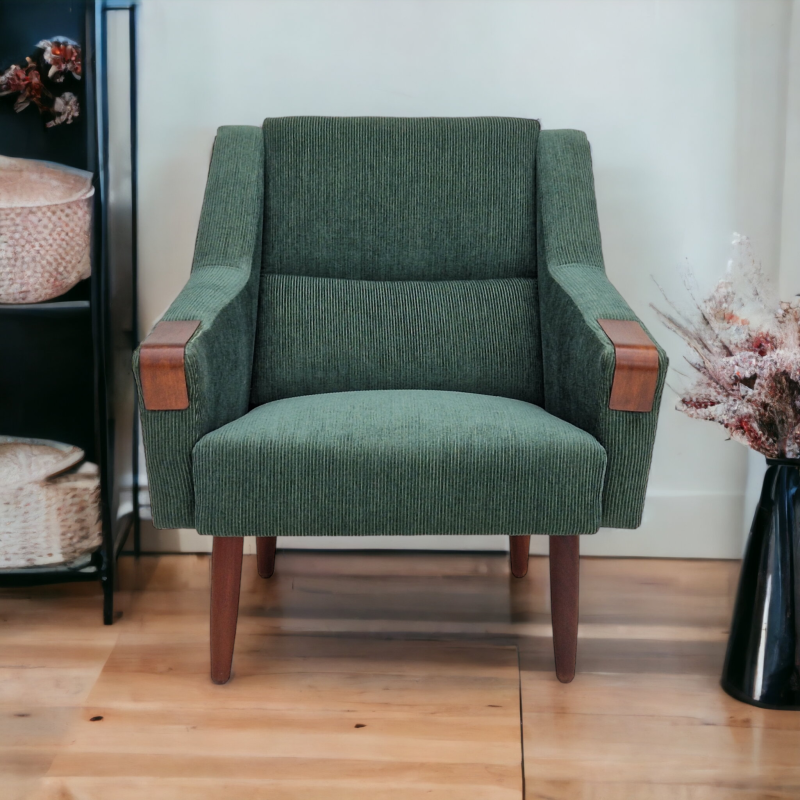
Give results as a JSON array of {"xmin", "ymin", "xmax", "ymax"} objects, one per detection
[
  {"xmin": 0, "ymin": 513, "xmax": 133, "ymax": 587},
  {"xmin": 0, "ymin": 300, "xmax": 90, "ymax": 314},
  {"xmin": 0, "ymin": 278, "xmax": 91, "ymax": 311},
  {"xmin": 0, "ymin": 552, "xmax": 101, "ymax": 586},
  {"xmin": 0, "ymin": 1, "xmax": 140, "ymax": 623}
]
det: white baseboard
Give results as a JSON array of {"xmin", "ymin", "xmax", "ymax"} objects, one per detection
[{"xmin": 132, "ymin": 490, "xmax": 745, "ymax": 559}]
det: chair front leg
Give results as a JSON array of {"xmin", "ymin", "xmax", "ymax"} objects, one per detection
[
  {"xmin": 256, "ymin": 536, "xmax": 277, "ymax": 578},
  {"xmin": 509, "ymin": 535, "xmax": 531, "ymax": 578},
  {"xmin": 549, "ymin": 535, "xmax": 580, "ymax": 683},
  {"xmin": 210, "ymin": 536, "xmax": 244, "ymax": 684}
]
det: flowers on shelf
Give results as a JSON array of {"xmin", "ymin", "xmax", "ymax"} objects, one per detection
[
  {"xmin": 48, "ymin": 92, "xmax": 80, "ymax": 128},
  {"xmin": 0, "ymin": 37, "xmax": 81, "ymax": 127},
  {"xmin": 0, "ymin": 61, "xmax": 45, "ymax": 113},
  {"xmin": 653, "ymin": 234, "xmax": 800, "ymax": 459},
  {"xmin": 37, "ymin": 38, "xmax": 82, "ymax": 82}
]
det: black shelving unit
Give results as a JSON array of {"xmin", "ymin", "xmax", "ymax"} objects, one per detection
[{"xmin": 0, "ymin": 0, "xmax": 139, "ymax": 623}]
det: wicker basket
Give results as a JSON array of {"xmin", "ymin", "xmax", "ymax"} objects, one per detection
[
  {"xmin": 0, "ymin": 155, "xmax": 94, "ymax": 304},
  {"xmin": 0, "ymin": 437, "xmax": 102, "ymax": 569}
]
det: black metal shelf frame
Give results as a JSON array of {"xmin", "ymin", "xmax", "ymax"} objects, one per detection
[
  {"xmin": 0, "ymin": 0, "xmax": 140, "ymax": 623},
  {"xmin": 94, "ymin": 0, "xmax": 141, "ymax": 622}
]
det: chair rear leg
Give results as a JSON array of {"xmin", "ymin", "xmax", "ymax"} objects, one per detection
[
  {"xmin": 509, "ymin": 535, "xmax": 531, "ymax": 578},
  {"xmin": 549, "ymin": 535, "xmax": 580, "ymax": 683},
  {"xmin": 256, "ymin": 536, "xmax": 277, "ymax": 578},
  {"xmin": 210, "ymin": 536, "xmax": 244, "ymax": 684}
]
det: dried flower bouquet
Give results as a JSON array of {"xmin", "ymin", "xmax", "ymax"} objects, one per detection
[
  {"xmin": 0, "ymin": 37, "xmax": 81, "ymax": 128},
  {"xmin": 653, "ymin": 235, "xmax": 800, "ymax": 459}
]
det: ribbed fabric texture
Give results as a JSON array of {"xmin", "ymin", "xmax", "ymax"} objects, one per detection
[
  {"xmin": 536, "ymin": 129, "xmax": 605, "ymax": 270},
  {"xmin": 136, "ymin": 119, "xmax": 668, "ymax": 537},
  {"xmin": 536, "ymin": 130, "xmax": 668, "ymax": 528},
  {"xmin": 262, "ymin": 117, "xmax": 539, "ymax": 280},
  {"xmin": 194, "ymin": 390, "xmax": 606, "ymax": 537},
  {"xmin": 133, "ymin": 126, "xmax": 264, "ymax": 529},
  {"xmin": 251, "ymin": 275, "xmax": 543, "ymax": 405}
]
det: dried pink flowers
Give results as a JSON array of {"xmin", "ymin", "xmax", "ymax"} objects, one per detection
[
  {"xmin": 0, "ymin": 37, "xmax": 81, "ymax": 127},
  {"xmin": 653, "ymin": 234, "xmax": 800, "ymax": 459},
  {"xmin": 0, "ymin": 60, "xmax": 45, "ymax": 113},
  {"xmin": 46, "ymin": 92, "xmax": 80, "ymax": 128},
  {"xmin": 37, "ymin": 38, "xmax": 82, "ymax": 82}
]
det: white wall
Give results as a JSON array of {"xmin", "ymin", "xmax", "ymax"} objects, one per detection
[
  {"xmin": 781, "ymin": 0, "xmax": 800, "ymax": 299},
  {"xmin": 134, "ymin": 0, "xmax": 797, "ymax": 558},
  {"xmin": 736, "ymin": 0, "xmax": 795, "ymax": 553}
]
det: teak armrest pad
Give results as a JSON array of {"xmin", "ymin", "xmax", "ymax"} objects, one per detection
[
  {"xmin": 597, "ymin": 319, "xmax": 659, "ymax": 412},
  {"xmin": 139, "ymin": 320, "xmax": 201, "ymax": 410}
]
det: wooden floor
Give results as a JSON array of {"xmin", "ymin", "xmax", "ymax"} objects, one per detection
[{"xmin": 1, "ymin": 551, "xmax": 799, "ymax": 799}]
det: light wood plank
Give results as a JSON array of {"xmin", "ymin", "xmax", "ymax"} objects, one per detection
[
  {"xmin": 0, "ymin": 749, "xmax": 54, "ymax": 800},
  {"xmin": 43, "ymin": 751, "xmax": 519, "ymax": 785},
  {"xmin": 524, "ymin": 782, "xmax": 800, "ymax": 799},
  {"xmin": 49, "ymin": 635, "xmax": 521, "ymax": 798},
  {"xmin": 32, "ymin": 776, "xmax": 518, "ymax": 800},
  {"xmin": 521, "ymin": 663, "xmax": 800, "ymax": 792},
  {"xmin": 85, "ymin": 635, "xmax": 520, "ymax": 716},
  {"xmin": 0, "ymin": 642, "xmax": 117, "ymax": 706}
]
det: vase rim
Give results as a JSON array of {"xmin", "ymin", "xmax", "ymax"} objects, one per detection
[{"xmin": 765, "ymin": 456, "xmax": 800, "ymax": 466}]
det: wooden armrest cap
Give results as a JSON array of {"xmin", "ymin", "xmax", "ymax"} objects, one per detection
[
  {"xmin": 139, "ymin": 320, "xmax": 200, "ymax": 411},
  {"xmin": 597, "ymin": 319, "xmax": 659, "ymax": 412}
]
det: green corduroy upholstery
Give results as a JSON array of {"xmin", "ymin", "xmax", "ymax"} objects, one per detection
[
  {"xmin": 251, "ymin": 275, "xmax": 543, "ymax": 405},
  {"xmin": 536, "ymin": 130, "xmax": 668, "ymax": 528},
  {"xmin": 194, "ymin": 390, "xmax": 606, "ymax": 537},
  {"xmin": 133, "ymin": 117, "xmax": 668, "ymax": 536},
  {"xmin": 133, "ymin": 126, "xmax": 264, "ymax": 529},
  {"xmin": 261, "ymin": 116, "xmax": 538, "ymax": 280}
]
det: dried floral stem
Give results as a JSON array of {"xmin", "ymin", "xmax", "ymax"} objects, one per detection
[{"xmin": 652, "ymin": 234, "xmax": 800, "ymax": 459}]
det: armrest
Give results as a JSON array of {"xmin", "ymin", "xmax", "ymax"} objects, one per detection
[
  {"xmin": 139, "ymin": 320, "xmax": 200, "ymax": 410},
  {"xmin": 536, "ymin": 130, "xmax": 668, "ymax": 529},
  {"xmin": 597, "ymin": 319, "xmax": 659, "ymax": 412},
  {"xmin": 133, "ymin": 126, "xmax": 264, "ymax": 529}
]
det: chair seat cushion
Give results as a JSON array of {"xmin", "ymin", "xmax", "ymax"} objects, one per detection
[{"xmin": 193, "ymin": 390, "xmax": 606, "ymax": 538}]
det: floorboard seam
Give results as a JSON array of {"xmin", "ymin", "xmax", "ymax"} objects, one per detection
[{"xmin": 516, "ymin": 644, "xmax": 526, "ymax": 799}]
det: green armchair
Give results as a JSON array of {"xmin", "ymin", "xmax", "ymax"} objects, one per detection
[{"xmin": 134, "ymin": 117, "xmax": 667, "ymax": 684}]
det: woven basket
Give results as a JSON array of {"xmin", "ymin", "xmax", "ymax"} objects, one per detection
[
  {"xmin": 0, "ymin": 437, "xmax": 102, "ymax": 569},
  {"xmin": 0, "ymin": 156, "xmax": 94, "ymax": 304}
]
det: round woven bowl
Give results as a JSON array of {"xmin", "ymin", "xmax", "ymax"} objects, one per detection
[
  {"xmin": 0, "ymin": 155, "xmax": 94, "ymax": 304},
  {"xmin": 0, "ymin": 436, "xmax": 101, "ymax": 569}
]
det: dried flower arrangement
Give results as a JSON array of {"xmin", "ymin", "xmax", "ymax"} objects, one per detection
[
  {"xmin": 0, "ymin": 37, "xmax": 81, "ymax": 128},
  {"xmin": 652, "ymin": 234, "xmax": 800, "ymax": 459}
]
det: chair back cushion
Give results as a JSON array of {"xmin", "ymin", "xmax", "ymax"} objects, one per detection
[
  {"xmin": 262, "ymin": 116, "xmax": 539, "ymax": 280},
  {"xmin": 254, "ymin": 117, "xmax": 542, "ymax": 403}
]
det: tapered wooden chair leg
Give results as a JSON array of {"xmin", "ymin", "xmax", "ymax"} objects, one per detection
[
  {"xmin": 256, "ymin": 536, "xmax": 277, "ymax": 578},
  {"xmin": 550, "ymin": 535, "xmax": 579, "ymax": 683},
  {"xmin": 210, "ymin": 536, "xmax": 244, "ymax": 685},
  {"xmin": 509, "ymin": 535, "xmax": 531, "ymax": 578}
]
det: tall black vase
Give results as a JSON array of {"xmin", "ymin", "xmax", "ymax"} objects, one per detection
[{"xmin": 721, "ymin": 458, "xmax": 800, "ymax": 709}]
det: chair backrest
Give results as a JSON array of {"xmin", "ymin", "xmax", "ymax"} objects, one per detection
[{"xmin": 251, "ymin": 116, "xmax": 544, "ymax": 405}]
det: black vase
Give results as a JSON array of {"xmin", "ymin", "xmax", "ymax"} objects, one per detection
[{"xmin": 721, "ymin": 457, "xmax": 800, "ymax": 709}]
